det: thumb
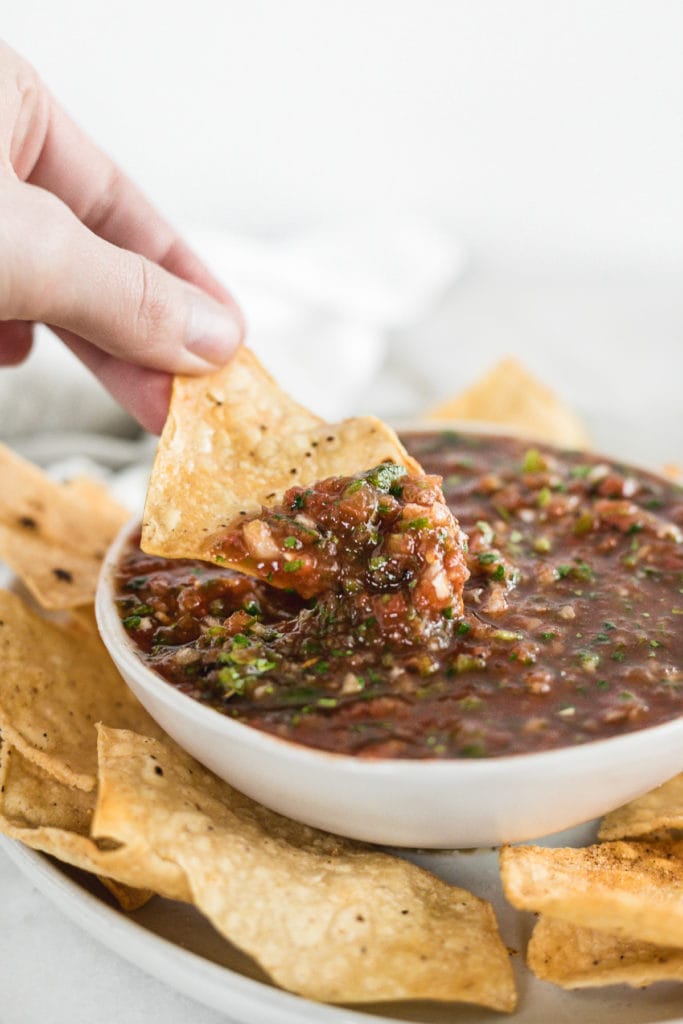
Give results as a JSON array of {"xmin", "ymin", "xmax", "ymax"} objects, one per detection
[{"xmin": 0, "ymin": 180, "xmax": 243, "ymax": 372}]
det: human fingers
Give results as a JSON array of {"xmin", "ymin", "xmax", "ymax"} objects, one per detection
[
  {"xmin": 0, "ymin": 319, "xmax": 33, "ymax": 365},
  {"xmin": 0, "ymin": 179, "xmax": 242, "ymax": 373},
  {"xmin": 54, "ymin": 329, "xmax": 173, "ymax": 435},
  {"xmin": 1, "ymin": 42, "xmax": 237, "ymax": 313},
  {"xmin": 27, "ymin": 91, "xmax": 237, "ymax": 309}
]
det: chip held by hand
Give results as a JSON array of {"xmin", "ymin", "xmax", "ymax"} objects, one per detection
[{"xmin": 142, "ymin": 347, "xmax": 420, "ymax": 562}]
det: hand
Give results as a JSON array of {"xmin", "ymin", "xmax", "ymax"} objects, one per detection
[{"xmin": 0, "ymin": 41, "xmax": 244, "ymax": 433}]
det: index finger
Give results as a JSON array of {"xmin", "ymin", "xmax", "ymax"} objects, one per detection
[{"xmin": 24, "ymin": 91, "xmax": 235, "ymax": 308}]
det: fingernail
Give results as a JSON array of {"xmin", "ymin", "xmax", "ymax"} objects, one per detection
[{"xmin": 185, "ymin": 292, "xmax": 243, "ymax": 366}]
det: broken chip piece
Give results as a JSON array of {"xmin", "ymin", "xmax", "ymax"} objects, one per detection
[{"xmin": 500, "ymin": 840, "xmax": 683, "ymax": 949}]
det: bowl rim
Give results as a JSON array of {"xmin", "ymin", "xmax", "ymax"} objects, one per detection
[{"xmin": 97, "ymin": 505, "xmax": 683, "ymax": 780}]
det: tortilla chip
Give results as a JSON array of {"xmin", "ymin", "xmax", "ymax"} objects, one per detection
[
  {"xmin": 599, "ymin": 774, "xmax": 683, "ymax": 841},
  {"xmin": 96, "ymin": 876, "xmax": 155, "ymax": 912},
  {"xmin": 426, "ymin": 358, "xmax": 590, "ymax": 449},
  {"xmin": 0, "ymin": 736, "xmax": 94, "ymax": 833},
  {"xmin": 0, "ymin": 445, "xmax": 128, "ymax": 609},
  {"xmin": 65, "ymin": 604, "xmax": 99, "ymax": 636},
  {"xmin": 0, "ymin": 739, "xmax": 189, "ymax": 903},
  {"xmin": 94, "ymin": 726, "xmax": 516, "ymax": 1010},
  {"xmin": 0, "ymin": 590, "xmax": 162, "ymax": 791},
  {"xmin": 142, "ymin": 347, "xmax": 420, "ymax": 562},
  {"xmin": 500, "ymin": 841, "xmax": 683, "ymax": 949},
  {"xmin": 61, "ymin": 475, "xmax": 131, "ymax": 538},
  {"xmin": 527, "ymin": 915, "xmax": 683, "ymax": 989}
]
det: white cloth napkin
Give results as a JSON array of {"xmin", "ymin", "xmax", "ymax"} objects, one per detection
[{"xmin": 0, "ymin": 218, "xmax": 466, "ymax": 436}]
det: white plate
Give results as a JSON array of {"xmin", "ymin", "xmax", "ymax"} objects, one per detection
[{"xmin": 3, "ymin": 826, "xmax": 683, "ymax": 1024}]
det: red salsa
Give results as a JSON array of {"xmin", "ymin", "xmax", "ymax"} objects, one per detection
[{"xmin": 116, "ymin": 432, "xmax": 683, "ymax": 759}]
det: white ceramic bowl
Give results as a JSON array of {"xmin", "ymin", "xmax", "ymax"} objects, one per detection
[{"xmin": 97, "ymin": 517, "xmax": 683, "ymax": 849}]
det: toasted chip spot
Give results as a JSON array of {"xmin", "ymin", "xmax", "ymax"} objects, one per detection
[{"xmin": 52, "ymin": 567, "xmax": 73, "ymax": 583}]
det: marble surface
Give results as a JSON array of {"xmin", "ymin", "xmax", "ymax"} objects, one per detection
[
  {"xmin": 0, "ymin": 854, "xmax": 230, "ymax": 1024},
  {"xmin": 1, "ymin": 267, "xmax": 682, "ymax": 1024}
]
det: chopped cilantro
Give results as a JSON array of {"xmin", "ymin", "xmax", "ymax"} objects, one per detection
[
  {"xmin": 573, "ymin": 511, "xmax": 594, "ymax": 536},
  {"xmin": 127, "ymin": 576, "xmax": 148, "ymax": 590},
  {"xmin": 404, "ymin": 516, "xmax": 430, "ymax": 531},
  {"xmin": 344, "ymin": 479, "xmax": 365, "ymax": 495},
  {"xmin": 521, "ymin": 449, "xmax": 546, "ymax": 473},
  {"xmin": 283, "ymin": 536, "xmax": 301, "ymax": 549},
  {"xmin": 283, "ymin": 559, "xmax": 304, "ymax": 573},
  {"xmin": 252, "ymin": 658, "xmax": 276, "ymax": 673},
  {"xmin": 217, "ymin": 666, "xmax": 245, "ymax": 692},
  {"xmin": 366, "ymin": 463, "xmax": 406, "ymax": 493},
  {"xmin": 459, "ymin": 742, "xmax": 486, "ymax": 758},
  {"xmin": 291, "ymin": 491, "xmax": 311, "ymax": 511},
  {"xmin": 459, "ymin": 695, "xmax": 484, "ymax": 712},
  {"xmin": 455, "ymin": 653, "xmax": 485, "ymax": 672},
  {"xmin": 578, "ymin": 650, "xmax": 600, "ymax": 671}
]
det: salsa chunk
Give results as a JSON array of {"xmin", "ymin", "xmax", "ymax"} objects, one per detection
[{"xmin": 206, "ymin": 463, "xmax": 470, "ymax": 637}]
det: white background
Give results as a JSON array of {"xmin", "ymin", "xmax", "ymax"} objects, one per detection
[{"xmin": 2, "ymin": 0, "xmax": 682, "ymax": 272}]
